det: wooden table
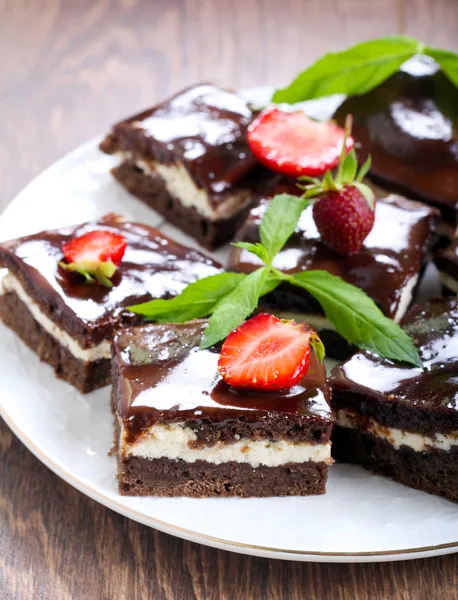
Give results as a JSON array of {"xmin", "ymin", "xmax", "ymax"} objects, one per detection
[{"xmin": 1, "ymin": 1, "xmax": 458, "ymax": 598}]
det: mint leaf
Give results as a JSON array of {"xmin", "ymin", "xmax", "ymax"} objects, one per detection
[
  {"xmin": 128, "ymin": 272, "xmax": 245, "ymax": 323},
  {"xmin": 289, "ymin": 270, "xmax": 421, "ymax": 367},
  {"xmin": 261, "ymin": 273, "xmax": 283, "ymax": 296},
  {"xmin": 201, "ymin": 267, "xmax": 269, "ymax": 349},
  {"xmin": 273, "ymin": 36, "xmax": 421, "ymax": 103},
  {"xmin": 260, "ymin": 193, "xmax": 310, "ymax": 260},
  {"xmin": 424, "ymin": 46, "xmax": 458, "ymax": 88},
  {"xmin": 232, "ymin": 241, "xmax": 270, "ymax": 264}
]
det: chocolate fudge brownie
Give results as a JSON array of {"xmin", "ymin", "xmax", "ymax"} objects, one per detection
[
  {"xmin": 0, "ymin": 214, "xmax": 221, "ymax": 393},
  {"xmin": 228, "ymin": 193, "xmax": 438, "ymax": 358},
  {"xmin": 331, "ymin": 298, "xmax": 458, "ymax": 502},
  {"xmin": 111, "ymin": 320, "xmax": 334, "ymax": 497},
  {"xmin": 334, "ymin": 55, "xmax": 458, "ymax": 231},
  {"xmin": 100, "ymin": 84, "xmax": 264, "ymax": 249}
]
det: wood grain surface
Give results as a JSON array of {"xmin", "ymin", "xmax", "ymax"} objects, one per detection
[{"xmin": 1, "ymin": 1, "xmax": 458, "ymax": 598}]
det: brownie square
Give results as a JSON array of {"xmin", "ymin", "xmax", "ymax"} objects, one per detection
[
  {"xmin": 0, "ymin": 214, "xmax": 221, "ymax": 393},
  {"xmin": 100, "ymin": 84, "xmax": 264, "ymax": 249},
  {"xmin": 111, "ymin": 320, "xmax": 334, "ymax": 497},
  {"xmin": 333, "ymin": 56, "xmax": 458, "ymax": 227},
  {"xmin": 228, "ymin": 194, "xmax": 438, "ymax": 358},
  {"xmin": 330, "ymin": 297, "xmax": 458, "ymax": 502}
]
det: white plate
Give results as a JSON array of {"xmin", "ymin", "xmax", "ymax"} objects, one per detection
[{"xmin": 0, "ymin": 89, "xmax": 457, "ymax": 563}]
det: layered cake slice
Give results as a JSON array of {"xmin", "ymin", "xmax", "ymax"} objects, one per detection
[
  {"xmin": 333, "ymin": 55, "xmax": 458, "ymax": 234},
  {"xmin": 331, "ymin": 298, "xmax": 458, "ymax": 502},
  {"xmin": 434, "ymin": 238, "xmax": 458, "ymax": 294},
  {"xmin": 228, "ymin": 193, "xmax": 438, "ymax": 358},
  {"xmin": 100, "ymin": 84, "xmax": 263, "ymax": 249},
  {"xmin": 112, "ymin": 318, "xmax": 334, "ymax": 497},
  {"xmin": 0, "ymin": 214, "xmax": 221, "ymax": 393}
]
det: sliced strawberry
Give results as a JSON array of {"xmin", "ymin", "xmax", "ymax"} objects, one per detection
[
  {"xmin": 63, "ymin": 230, "xmax": 127, "ymax": 266},
  {"xmin": 60, "ymin": 230, "xmax": 127, "ymax": 287},
  {"xmin": 218, "ymin": 313, "xmax": 324, "ymax": 391},
  {"xmin": 247, "ymin": 108, "xmax": 353, "ymax": 178}
]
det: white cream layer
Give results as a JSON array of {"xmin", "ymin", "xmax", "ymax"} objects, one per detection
[
  {"xmin": 121, "ymin": 422, "xmax": 332, "ymax": 468},
  {"xmin": 393, "ymin": 274, "xmax": 418, "ymax": 323},
  {"xmin": 336, "ymin": 409, "xmax": 458, "ymax": 453},
  {"xmin": 0, "ymin": 273, "xmax": 111, "ymax": 361},
  {"xmin": 118, "ymin": 151, "xmax": 252, "ymax": 221}
]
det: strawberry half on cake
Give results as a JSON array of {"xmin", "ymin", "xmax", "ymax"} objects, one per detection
[
  {"xmin": 111, "ymin": 315, "xmax": 334, "ymax": 497},
  {"xmin": 0, "ymin": 214, "xmax": 221, "ymax": 393}
]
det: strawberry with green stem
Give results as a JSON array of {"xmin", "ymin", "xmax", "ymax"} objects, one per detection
[
  {"xmin": 59, "ymin": 229, "xmax": 127, "ymax": 288},
  {"xmin": 299, "ymin": 115, "xmax": 375, "ymax": 255}
]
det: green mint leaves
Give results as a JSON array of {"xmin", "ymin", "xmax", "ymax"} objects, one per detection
[
  {"xmin": 288, "ymin": 271, "xmax": 421, "ymax": 367},
  {"xmin": 128, "ymin": 190, "xmax": 421, "ymax": 366},
  {"xmin": 259, "ymin": 193, "xmax": 310, "ymax": 260},
  {"xmin": 202, "ymin": 267, "xmax": 270, "ymax": 349},
  {"xmin": 59, "ymin": 260, "xmax": 117, "ymax": 288},
  {"xmin": 128, "ymin": 272, "xmax": 245, "ymax": 323},
  {"xmin": 272, "ymin": 36, "xmax": 458, "ymax": 103}
]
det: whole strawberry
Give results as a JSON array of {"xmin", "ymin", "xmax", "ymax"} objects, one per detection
[
  {"xmin": 301, "ymin": 116, "xmax": 375, "ymax": 255},
  {"xmin": 312, "ymin": 185, "xmax": 375, "ymax": 254}
]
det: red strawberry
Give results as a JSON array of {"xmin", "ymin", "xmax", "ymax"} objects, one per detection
[
  {"xmin": 301, "ymin": 115, "xmax": 376, "ymax": 255},
  {"xmin": 60, "ymin": 230, "xmax": 127, "ymax": 287},
  {"xmin": 218, "ymin": 313, "xmax": 324, "ymax": 391},
  {"xmin": 247, "ymin": 108, "xmax": 353, "ymax": 178},
  {"xmin": 313, "ymin": 186, "xmax": 375, "ymax": 255}
]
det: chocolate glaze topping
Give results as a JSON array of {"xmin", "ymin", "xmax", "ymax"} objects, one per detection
[
  {"xmin": 0, "ymin": 214, "xmax": 221, "ymax": 346},
  {"xmin": 100, "ymin": 84, "xmax": 259, "ymax": 204},
  {"xmin": 112, "ymin": 320, "xmax": 332, "ymax": 443},
  {"xmin": 229, "ymin": 194, "xmax": 438, "ymax": 319},
  {"xmin": 334, "ymin": 56, "xmax": 458, "ymax": 219},
  {"xmin": 331, "ymin": 298, "xmax": 458, "ymax": 435}
]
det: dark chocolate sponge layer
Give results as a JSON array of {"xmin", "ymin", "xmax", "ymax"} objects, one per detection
[
  {"xmin": 332, "ymin": 426, "xmax": 458, "ymax": 503},
  {"xmin": 117, "ymin": 456, "xmax": 329, "ymax": 498},
  {"xmin": 0, "ymin": 290, "xmax": 110, "ymax": 393}
]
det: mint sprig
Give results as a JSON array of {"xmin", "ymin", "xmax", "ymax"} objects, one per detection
[
  {"xmin": 128, "ymin": 190, "xmax": 421, "ymax": 366},
  {"xmin": 128, "ymin": 272, "xmax": 245, "ymax": 323},
  {"xmin": 272, "ymin": 36, "xmax": 458, "ymax": 103},
  {"xmin": 288, "ymin": 271, "xmax": 422, "ymax": 367},
  {"xmin": 202, "ymin": 267, "xmax": 269, "ymax": 349}
]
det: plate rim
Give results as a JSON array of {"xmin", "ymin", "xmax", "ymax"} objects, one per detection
[
  {"xmin": 1, "ymin": 132, "xmax": 457, "ymax": 564},
  {"xmin": 2, "ymin": 402, "xmax": 458, "ymax": 563}
]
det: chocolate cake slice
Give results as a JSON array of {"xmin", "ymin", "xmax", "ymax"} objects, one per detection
[
  {"xmin": 228, "ymin": 193, "xmax": 438, "ymax": 358},
  {"xmin": 333, "ymin": 55, "xmax": 458, "ymax": 234},
  {"xmin": 100, "ymin": 84, "xmax": 264, "ymax": 249},
  {"xmin": 331, "ymin": 298, "xmax": 458, "ymax": 502},
  {"xmin": 112, "ymin": 320, "xmax": 334, "ymax": 497},
  {"xmin": 0, "ymin": 214, "xmax": 221, "ymax": 393}
]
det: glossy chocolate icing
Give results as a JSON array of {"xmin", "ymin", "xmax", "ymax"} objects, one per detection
[
  {"xmin": 334, "ymin": 56, "xmax": 458, "ymax": 219},
  {"xmin": 112, "ymin": 320, "xmax": 332, "ymax": 440},
  {"xmin": 331, "ymin": 298, "xmax": 458, "ymax": 435},
  {"xmin": 0, "ymin": 214, "xmax": 221, "ymax": 346},
  {"xmin": 228, "ymin": 194, "xmax": 438, "ymax": 319},
  {"xmin": 101, "ymin": 84, "xmax": 259, "ymax": 204}
]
